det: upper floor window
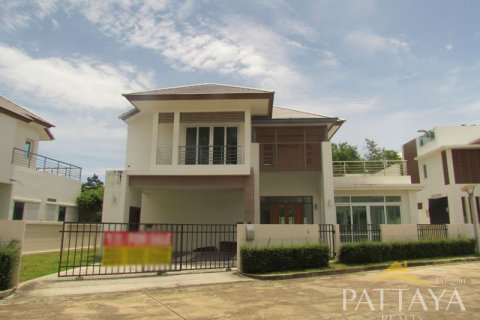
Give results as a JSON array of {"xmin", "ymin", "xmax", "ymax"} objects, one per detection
[
  {"xmin": 423, "ymin": 164, "xmax": 428, "ymax": 179},
  {"xmin": 24, "ymin": 140, "xmax": 32, "ymax": 158},
  {"xmin": 184, "ymin": 126, "xmax": 238, "ymax": 165}
]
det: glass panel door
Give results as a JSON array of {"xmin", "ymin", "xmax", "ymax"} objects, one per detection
[
  {"xmin": 226, "ymin": 127, "xmax": 237, "ymax": 164},
  {"xmin": 386, "ymin": 206, "xmax": 401, "ymax": 224},
  {"xmin": 185, "ymin": 128, "xmax": 197, "ymax": 165},
  {"xmin": 352, "ymin": 206, "xmax": 367, "ymax": 224},
  {"xmin": 336, "ymin": 206, "xmax": 351, "ymax": 224},
  {"xmin": 279, "ymin": 205, "xmax": 286, "ymax": 224},
  {"xmin": 213, "ymin": 127, "xmax": 225, "ymax": 164},
  {"xmin": 198, "ymin": 127, "xmax": 210, "ymax": 164},
  {"xmin": 370, "ymin": 206, "xmax": 385, "ymax": 224}
]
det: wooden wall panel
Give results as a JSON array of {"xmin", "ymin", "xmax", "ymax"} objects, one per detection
[
  {"xmin": 180, "ymin": 112, "xmax": 244, "ymax": 123},
  {"xmin": 402, "ymin": 139, "xmax": 420, "ymax": 184},
  {"xmin": 452, "ymin": 149, "xmax": 480, "ymax": 183}
]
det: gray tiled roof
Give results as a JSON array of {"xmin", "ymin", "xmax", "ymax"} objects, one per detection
[
  {"xmin": 125, "ymin": 83, "xmax": 274, "ymax": 96},
  {"xmin": 272, "ymin": 106, "xmax": 334, "ymax": 119}
]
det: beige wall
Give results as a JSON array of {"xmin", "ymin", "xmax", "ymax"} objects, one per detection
[
  {"xmin": 141, "ymin": 188, "xmax": 244, "ymax": 224},
  {"xmin": 381, "ymin": 224, "xmax": 418, "ymax": 242},
  {"xmin": 0, "ymin": 183, "xmax": 13, "ymax": 220},
  {"xmin": 0, "ymin": 114, "xmax": 16, "ymax": 183},
  {"xmin": 102, "ymin": 170, "xmax": 129, "ymax": 223},
  {"xmin": 9, "ymin": 166, "xmax": 81, "ymax": 221},
  {"xmin": 237, "ymin": 224, "xmax": 320, "ymax": 271},
  {"xmin": 125, "ymin": 113, "xmax": 152, "ymax": 170},
  {"xmin": 22, "ymin": 222, "xmax": 64, "ymax": 254}
]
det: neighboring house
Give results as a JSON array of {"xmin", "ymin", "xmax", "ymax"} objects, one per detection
[
  {"xmin": 403, "ymin": 125, "xmax": 480, "ymax": 224},
  {"xmin": 0, "ymin": 96, "xmax": 82, "ymax": 222},
  {"xmin": 103, "ymin": 84, "xmax": 419, "ymax": 225}
]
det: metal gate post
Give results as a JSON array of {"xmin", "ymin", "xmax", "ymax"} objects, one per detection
[
  {"xmin": 58, "ymin": 222, "xmax": 66, "ymax": 276},
  {"xmin": 179, "ymin": 224, "xmax": 184, "ymax": 271}
]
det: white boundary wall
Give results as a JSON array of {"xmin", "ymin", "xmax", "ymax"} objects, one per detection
[{"xmin": 236, "ymin": 223, "xmax": 479, "ymax": 272}]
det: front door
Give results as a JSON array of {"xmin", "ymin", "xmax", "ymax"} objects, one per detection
[
  {"xmin": 429, "ymin": 197, "xmax": 450, "ymax": 224},
  {"xmin": 269, "ymin": 203, "xmax": 304, "ymax": 224},
  {"xmin": 128, "ymin": 207, "xmax": 141, "ymax": 231}
]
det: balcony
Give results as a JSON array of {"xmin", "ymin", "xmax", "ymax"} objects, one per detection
[
  {"xmin": 12, "ymin": 148, "xmax": 82, "ymax": 180},
  {"xmin": 333, "ymin": 160, "xmax": 407, "ymax": 177},
  {"xmin": 156, "ymin": 146, "xmax": 245, "ymax": 165}
]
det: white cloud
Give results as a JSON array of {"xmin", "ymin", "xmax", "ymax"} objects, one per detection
[
  {"xmin": 319, "ymin": 51, "xmax": 340, "ymax": 68},
  {"xmin": 346, "ymin": 30, "xmax": 410, "ymax": 54},
  {"xmin": 65, "ymin": 1, "xmax": 307, "ymax": 96},
  {"xmin": 446, "ymin": 43, "xmax": 453, "ymax": 50},
  {"xmin": 0, "ymin": 0, "xmax": 57, "ymax": 31},
  {"xmin": 0, "ymin": 44, "xmax": 154, "ymax": 110}
]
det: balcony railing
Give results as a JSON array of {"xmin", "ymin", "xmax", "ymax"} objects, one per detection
[
  {"xmin": 178, "ymin": 145, "xmax": 244, "ymax": 165},
  {"xmin": 11, "ymin": 148, "xmax": 82, "ymax": 180},
  {"xmin": 333, "ymin": 160, "xmax": 407, "ymax": 177}
]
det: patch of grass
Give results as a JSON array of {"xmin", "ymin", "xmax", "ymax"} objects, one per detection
[
  {"xmin": 20, "ymin": 252, "xmax": 60, "ymax": 283},
  {"xmin": 20, "ymin": 250, "xmax": 100, "ymax": 282}
]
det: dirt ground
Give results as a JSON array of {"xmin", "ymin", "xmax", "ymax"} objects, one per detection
[{"xmin": 1, "ymin": 261, "xmax": 479, "ymax": 319}]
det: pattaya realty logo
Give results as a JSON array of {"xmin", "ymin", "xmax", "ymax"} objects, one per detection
[{"xmin": 342, "ymin": 261, "xmax": 466, "ymax": 319}]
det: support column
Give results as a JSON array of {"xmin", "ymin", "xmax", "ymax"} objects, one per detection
[
  {"xmin": 321, "ymin": 141, "xmax": 335, "ymax": 224},
  {"xmin": 243, "ymin": 168, "xmax": 255, "ymax": 223},
  {"xmin": 172, "ymin": 111, "xmax": 180, "ymax": 165}
]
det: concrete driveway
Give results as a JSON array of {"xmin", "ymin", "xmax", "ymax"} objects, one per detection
[{"xmin": 1, "ymin": 261, "xmax": 479, "ymax": 319}]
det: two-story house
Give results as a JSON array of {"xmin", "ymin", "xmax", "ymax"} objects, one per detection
[
  {"xmin": 0, "ymin": 96, "xmax": 82, "ymax": 221},
  {"xmin": 403, "ymin": 125, "xmax": 480, "ymax": 224},
  {"xmin": 103, "ymin": 84, "xmax": 420, "ymax": 226}
]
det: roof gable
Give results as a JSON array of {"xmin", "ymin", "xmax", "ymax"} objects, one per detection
[
  {"xmin": 124, "ymin": 83, "xmax": 273, "ymax": 96},
  {"xmin": 0, "ymin": 95, "xmax": 54, "ymax": 139}
]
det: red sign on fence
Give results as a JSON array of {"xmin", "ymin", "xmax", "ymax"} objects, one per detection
[{"xmin": 102, "ymin": 231, "xmax": 172, "ymax": 266}]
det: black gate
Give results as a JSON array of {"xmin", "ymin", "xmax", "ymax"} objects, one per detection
[
  {"xmin": 319, "ymin": 224, "xmax": 336, "ymax": 259},
  {"xmin": 58, "ymin": 222, "xmax": 237, "ymax": 277}
]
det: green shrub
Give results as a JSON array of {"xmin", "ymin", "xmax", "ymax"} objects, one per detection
[
  {"xmin": 241, "ymin": 244, "xmax": 329, "ymax": 274},
  {"xmin": 0, "ymin": 240, "xmax": 21, "ymax": 290},
  {"xmin": 339, "ymin": 238, "xmax": 476, "ymax": 265}
]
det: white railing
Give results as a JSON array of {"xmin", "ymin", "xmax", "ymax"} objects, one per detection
[
  {"xmin": 178, "ymin": 145, "xmax": 244, "ymax": 165},
  {"xmin": 333, "ymin": 160, "xmax": 407, "ymax": 176}
]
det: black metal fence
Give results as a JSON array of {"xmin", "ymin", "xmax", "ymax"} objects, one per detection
[
  {"xmin": 58, "ymin": 222, "xmax": 237, "ymax": 277},
  {"xmin": 319, "ymin": 224, "xmax": 336, "ymax": 258},
  {"xmin": 417, "ymin": 224, "xmax": 448, "ymax": 240},
  {"xmin": 339, "ymin": 224, "xmax": 382, "ymax": 244}
]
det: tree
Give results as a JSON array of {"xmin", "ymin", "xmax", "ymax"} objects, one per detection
[
  {"xmin": 364, "ymin": 138, "xmax": 401, "ymax": 161},
  {"xmin": 77, "ymin": 174, "xmax": 104, "ymax": 222},
  {"xmin": 82, "ymin": 173, "xmax": 104, "ymax": 191},
  {"xmin": 332, "ymin": 142, "xmax": 362, "ymax": 161}
]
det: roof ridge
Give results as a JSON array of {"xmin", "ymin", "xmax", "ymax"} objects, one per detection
[{"xmin": 123, "ymin": 83, "xmax": 274, "ymax": 96}]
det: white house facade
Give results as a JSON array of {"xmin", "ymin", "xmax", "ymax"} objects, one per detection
[
  {"xmin": 403, "ymin": 125, "xmax": 480, "ymax": 224},
  {"xmin": 103, "ymin": 84, "xmax": 420, "ymax": 226},
  {"xmin": 0, "ymin": 96, "xmax": 82, "ymax": 222}
]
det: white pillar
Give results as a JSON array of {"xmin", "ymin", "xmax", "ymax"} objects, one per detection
[
  {"xmin": 321, "ymin": 141, "xmax": 335, "ymax": 224},
  {"xmin": 172, "ymin": 111, "xmax": 180, "ymax": 165}
]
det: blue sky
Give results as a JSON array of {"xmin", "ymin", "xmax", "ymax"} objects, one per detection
[{"xmin": 1, "ymin": 1, "xmax": 479, "ymax": 180}]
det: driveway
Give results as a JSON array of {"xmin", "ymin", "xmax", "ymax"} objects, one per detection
[{"xmin": 1, "ymin": 261, "xmax": 479, "ymax": 319}]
